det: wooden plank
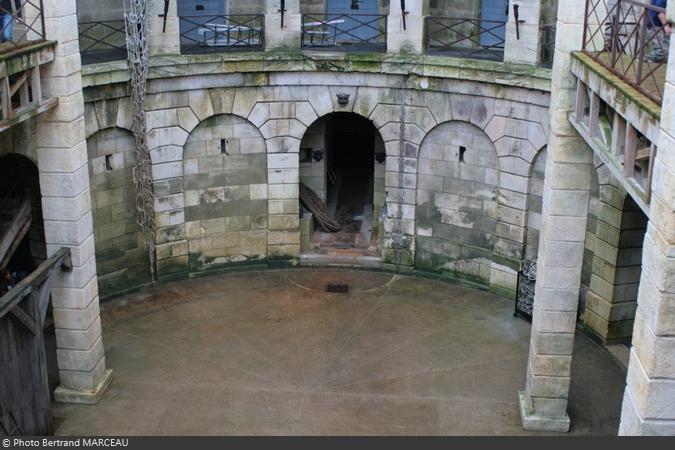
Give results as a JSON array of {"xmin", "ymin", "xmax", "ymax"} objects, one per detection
[
  {"xmin": 9, "ymin": 305, "xmax": 37, "ymax": 335},
  {"xmin": 0, "ymin": 97, "xmax": 58, "ymax": 134},
  {"xmin": 1, "ymin": 75, "xmax": 11, "ymax": 120},
  {"xmin": 31, "ymin": 65, "xmax": 42, "ymax": 106}
]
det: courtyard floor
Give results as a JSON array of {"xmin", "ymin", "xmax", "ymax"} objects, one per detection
[{"xmin": 53, "ymin": 268, "xmax": 626, "ymax": 436}]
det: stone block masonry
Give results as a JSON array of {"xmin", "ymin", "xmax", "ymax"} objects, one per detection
[
  {"xmin": 37, "ymin": 0, "xmax": 111, "ymax": 404},
  {"xmin": 81, "ymin": 57, "xmax": 552, "ymax": 297}
]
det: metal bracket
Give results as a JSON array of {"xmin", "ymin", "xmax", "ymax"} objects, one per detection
[
  {"xmin": 159, "ymin": 0, "xmax": 170, "ymax": 33},
  {"xmin": 513, "ymin": 4, "xmax": 526, "ymax": 40},
  {"xmin": 401, "ymin": 0, "xmax": 408, "ymax": 30},
  {"xmin": 279, "ymin": 0, "xmax": 287, "ymax": 29}
]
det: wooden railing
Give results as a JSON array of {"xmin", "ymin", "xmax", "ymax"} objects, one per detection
[{"xmin": 0, "ymin": 247, "xmax": 71, "ymax": 436}]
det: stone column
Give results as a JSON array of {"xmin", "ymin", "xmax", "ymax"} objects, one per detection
[
  {"xmin": 618, "ymin": 1, "xmax": 675, "ymax": 436},
  {"xmin": 504, "ymin": 0, "xmax": 542, "ymax": 65},
  {"xmin": 265, "ymin": 0, "xmax": 301, "ymax": 50},
  {"xmin": 518, "ymin": 0, "xmax": 591, "ymax": 431},
  {"xmin": 149, "ymin": 0, "xmax": 181, "ymax": 55},
  {"xmin": 37, "ymin": 0, "xmax": 111, "ymax": 404},
  {"xmin": 387, "ymin": 0, "xmax": 429, "ymax": 54}
]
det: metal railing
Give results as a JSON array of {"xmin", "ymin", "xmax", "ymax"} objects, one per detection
[
  {"xmin": 0, "ymin": 0, "xmax": 46, "ymax": 54},
  {"xmin": 582, "ymin": 0, "xmax": 667, "ymax": 104},
  {"xmin": 78, "ymin": 20, "xmax": 127, "ymax": 65},
  {"xmin": 301, "ymin": 14, "xmax": 387, "ymax": 52},
  {"xmin": 540, "ymin": 24, "xmax": 556, "ymax": 68},
  {"xmin": 425, "ymin": 16, "xmax": 506, "ymax": 62},
  {"xmin": 179, "ymin": 14, "xmax": 264, "ymax": 54}
]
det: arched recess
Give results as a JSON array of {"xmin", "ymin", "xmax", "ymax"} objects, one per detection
[
  {"xmin": 524, "ymin": 146, "xmax": 547, "ymax": 261},
  {"xmin": 87, "ymin": 127, "xmax": 152, "ymax": 298},
  {"xmin": 0, "ymin": 153, "xmax": 46, "ymax": 271},
  {"xmin": 415, "ymin": 121, "xmax": 499, "ymax": 285},
  {"xmin": 183, "ymin": 114, "xmax": 268, "ymax": 273},
  {"xmin": 578, "ymin": 157, "xmax": 646, "ymax": 344}
]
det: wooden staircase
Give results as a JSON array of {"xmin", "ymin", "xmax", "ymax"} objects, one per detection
[{"xmin": 0, "ymin": 187, "xmax": 31, "ymax": 270}]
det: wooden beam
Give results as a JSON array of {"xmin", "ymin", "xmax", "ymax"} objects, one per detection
[
  {"xmin": 0, "ymin": 247, "xmax": 70, "ymax": 321},
  {"xmin": 9, "ymin": 305, "xmax": 37, "ymax": 335}
]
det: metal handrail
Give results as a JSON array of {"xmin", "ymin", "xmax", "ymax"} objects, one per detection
[
  {"xmin": 78, "ymin": 20, "xmax": 127, "ymax": 65},
  {"xmin": 301, "ymin": 13, "xmax": 387, "ymax": 51},
  {"xmin": 0, "ymin": 0, "xmax": 46, "ymax": 55},
  {"xmin": 582, "ymin": 0, "xmax": 667, "ymax": 104},
  {"xmin": 179, "ymin": 14, "xmax": 264, "ymax": 54},
  {"xmin": 425, "ymin": 16, "xmax": 506, "ymax": 62}
]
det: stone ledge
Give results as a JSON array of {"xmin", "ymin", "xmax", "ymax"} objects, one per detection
[
  {"xmin": 518, "ymin": 391, "xmax": 571, "ymax": 432},
  {"xmin": 82, "ymin": 51, "xmax": 552, "ymax": 92},
  {"xmin": 54, "ymin": 369, "xmax": 113, "ymax": 405}
]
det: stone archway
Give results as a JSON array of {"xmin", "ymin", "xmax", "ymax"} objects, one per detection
[{"xmin": 298, "ymin": 112, "xmax": 385, "ymax": 258}]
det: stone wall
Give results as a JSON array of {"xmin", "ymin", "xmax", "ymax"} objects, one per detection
[
  {"xmin": 87, "ymin": 128, "xmax": 151, "ymax": 298},
  {"xmin": 183, "ymin": 114, "xmax": 268, "ymax": 273},
  {"xmin": 81, "ymin": 57, "xmax": 551, "ymax": 297},
  {"xmin": 415, "ymin": 121, "xmax": 498, "ymax": 286}
]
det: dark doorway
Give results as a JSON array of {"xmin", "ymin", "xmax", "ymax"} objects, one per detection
[{"xmin": 299, "ymin": 113, "xmax": 384, "ymax": 257}]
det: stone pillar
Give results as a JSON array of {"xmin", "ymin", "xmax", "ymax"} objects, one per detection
[
  {"xmin": 387, "ymin": 0, "xmax": 429, "ymax": 54},
  {"xmin": 618, "ymin": 1, "xmax": 675, "ymax": 436},
  {"xmin": 37, "ymin": 0, "xmax": 111, "ymax": 404},
  {"xmin": 504, "ymin": 0, "xmax": 542, "ymax": 65},
  {"xmin": 149, "ymin": 0, "xmax": 181, "ymax": 55},
  {"xmin": 265, "ymin": 0, "xmax": 301, "ymax": 50},
  {"xmin": 518, "ymin": 0, "xmax": 591, "ymax": 431}
]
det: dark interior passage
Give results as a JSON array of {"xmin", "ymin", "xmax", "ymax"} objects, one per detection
[
  {"xmin": 302, "ymin": 112, "xmax": 381, "ymax": 256},
  {"xmin": 327, "ymin": 113, "xmax": 375, "ymax": 237}
]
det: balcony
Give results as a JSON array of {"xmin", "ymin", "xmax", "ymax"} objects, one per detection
[
  {"xmin": 0, "ymin": 0, "xmax": 46, "ymax": 54},
  {"xmin": 78, "ymin": 20, "xmax": 127, "ymax": 65},
  {"xmin": 582, "ymin": 0, "xmax": 667, "ymax": 104},
  {"xmin": 179, "ymin": 14, "xmax": 264, "ymax": 54},
  {"xmin": 1, "ymin": 1, "xmax": 56, "ymax": 133},
  {"xmin": 300, "ymin": 13, "xmax": 387, "ymax": 53},
  {"xmin": 424, "ymin": 16, "xmax": 506, "ymax": 62}
]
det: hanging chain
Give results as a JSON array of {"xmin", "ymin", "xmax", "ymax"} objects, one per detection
[{"xmin": 124, "ymin": 0, "xmax": 157, "ymax": 285}]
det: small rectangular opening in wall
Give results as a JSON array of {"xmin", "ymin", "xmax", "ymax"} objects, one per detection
[
  {"xmin": 220, "ymin": 139, "xmax": 228, "ymax": 155},
  {"xmin": 459, "ymin": 146, "xmax": 466, "ymax": 163},
  {"xmin": 105, "ymin": 155, "xmax": 113, "ymax": 171}
]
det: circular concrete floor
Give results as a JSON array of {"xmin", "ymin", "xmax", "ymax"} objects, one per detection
[{"xmin": 53, "ymin": 269, "xmax": 626, "ymax": 436}]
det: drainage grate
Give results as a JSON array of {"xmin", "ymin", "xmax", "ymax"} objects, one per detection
[{"xmin": 326, "ymin": 284, "xmax": 349, "ymax": 293}]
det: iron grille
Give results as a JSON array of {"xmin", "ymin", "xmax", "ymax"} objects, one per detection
[
  {"xmin": 425, "ymin": 16, "xmax": 506, "ymax": 62},
  {"xmin": 540, "ymin": 24, "xmax": 556, "ymax": 68},
  {"xmin": 179, "ymin": 14, "xmax": 264, "ymax": 54},
  {"xmin": 301, "ymin": 13, "xmax": 387, "ymax": 52},
  {"xmin": 78, "ymin": 20, "xmax": 127, "ymax": 65},
  {"xmin": 0, "ymin": 0, "xmax": 46, "ymax": 54},
  {"xmin": 582, "ymin": 0, "xmax": 667, "ymax": 104}
]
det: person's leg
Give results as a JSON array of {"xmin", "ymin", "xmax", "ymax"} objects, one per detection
[
  {"xmin": 647, "ymin": 27, "xmax": 667, "ymax": 62},
  {"xmin": 0, "ymin": 14, "xmax": 12, "ymax": 43}
]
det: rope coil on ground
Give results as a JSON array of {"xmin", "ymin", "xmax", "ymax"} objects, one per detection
[{"xmin": 299, "ymin": 183, "xmax": 341, "ymax": 232}]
